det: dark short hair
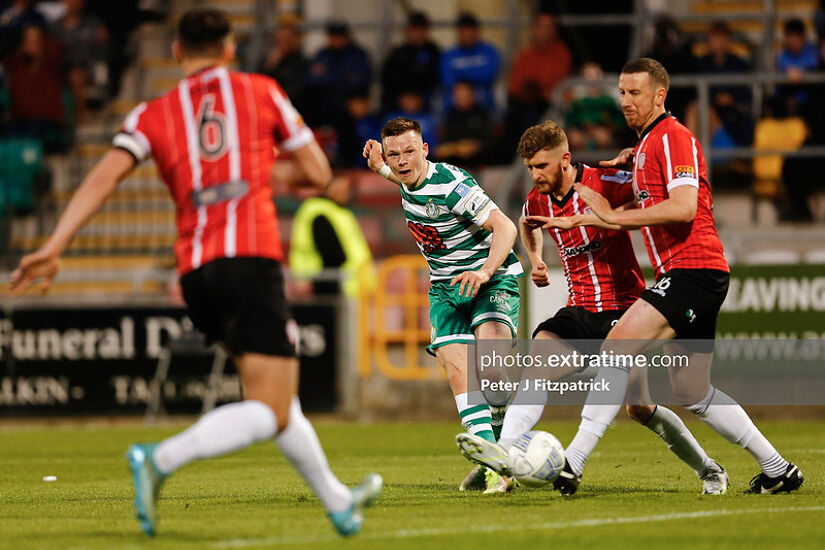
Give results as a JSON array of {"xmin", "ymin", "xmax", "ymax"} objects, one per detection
[
  {"xmin": 784, "ymin": 18, "xmax": 806, "ymax": 36},
  {"xmin": 381, "ymin": 117, "xmax": 422, "ymax": 139},
  {"xmin": 709, "ymin": 20, "xmax": 731, "ymax": 36},
  {"xmin": 456, "ymin": 12, "xmax": 479, "ymax": 28},
  {"xmin": 178, "ymin": 8, "xmax": 231, "ymax": 57},
  {"xmin": 326, "ymin": 19, "xmax": 350, "ymax": 35},
  {"xmin": 517, "ymin": 120, "xmax": 568, "ymax": 159},
  {"xmin": 621, "ymin": 57, "xmax": 670, "ymax": 91},
  {"xmin": 407, "ymin": 11, "xmax": 430, "ymax": 28}
]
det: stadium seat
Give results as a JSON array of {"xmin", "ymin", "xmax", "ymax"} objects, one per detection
[
  {"xmin": 751, "ymin": 116, "xmax": 807, "ymax": 221},
  {"xmin": 0, "ymin": 138, "xmax": 44, "ymax": 215}
]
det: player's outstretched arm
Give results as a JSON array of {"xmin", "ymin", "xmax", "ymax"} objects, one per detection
[
  {"xmin": 291, "ymin": 139, "xmax": 333, "ymax": 189},
  {"xmin": 362, "ymin": 139, "xmax": 402, "ymax": 185},
  {"xmin": 575, "ymin": 183, "xmax": 697, "ymax": 228},
  {"xmin": 518, "ymin": 215, "xmax": 549, "ymax": 287},
  {"xmin": 10, "ymin": 148, "xmax": 136, "ymax": 297},
  {"xmin": 599, "ymin": 147, "xmax": 635, "ymax": 170},
  {"xmin": 450, "ymin": 209, "xmax": 517, "ymax": 297}
]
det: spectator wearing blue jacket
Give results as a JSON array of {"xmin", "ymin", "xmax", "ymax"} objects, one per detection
[
  {"xmin": 439, "ymin": 13, "xmax": 500, "ymax": 114},
  {"xmin": 304, "ymin": 20, "xmax": 371, "ymax": 130},
  {"xmin": 777, "ymin": 18, "xmax": 820, "ymax": 113}
]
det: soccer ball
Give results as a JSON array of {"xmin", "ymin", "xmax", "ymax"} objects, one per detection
[{"xmin": 507, "ymin": 430, "xmax": 566, "ymax": 487}]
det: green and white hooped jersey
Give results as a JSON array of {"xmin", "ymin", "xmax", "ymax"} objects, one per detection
[{"xmin": 400, "ymin": 162, "xmax": 523, "ymax": 282}]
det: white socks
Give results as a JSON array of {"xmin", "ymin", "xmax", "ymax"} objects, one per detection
[
  {"xmin": 276, "ymin": 398, "xmax": 352, "ymax": 513},
  {"xmin": 644, "ymin": 405, "xmax": 713, "ymax": 473},
  {"xmin": 498, "ymin": 404, "xmax": 545, "ymax": 450},
  {"xmin": 687, "ymin": 386, "xmax": 789, "ymax": 477},
  {"xmin": 152, "ymin": 398, "xmax": 352, "ymax": 514},
  {"xmin": 565, "ymin": 365, "xmax": 630, "ymax": 475},
  {"xmin": 153, "ymin": 400, "xmax": 277, "ymax": 474}
]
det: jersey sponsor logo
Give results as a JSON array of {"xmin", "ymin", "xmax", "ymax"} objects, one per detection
[
  {"xmin": 562, "ymin": 239, "xmax": 602, "ymax": 258},
  {"xmin": 686, "ymin": 308, "xmax": 696, "ymax": 323},
  {"xmin": 455, "ymin": 183, "xmax": 472, "ymax": 197},
  {"xmin": 490, "ymin": 291, "xmax": 512, "ymax": 311},
  {"xmin": 407, "ymin": 221, "xmax": 446, "ymax": 254},
  {"xmin": 674, "ymin": 165, "xmax": 695, "ymax": 179},
  {"xmin": 425, "ymin": 199, "xmax": 440, "ymax": 219}
]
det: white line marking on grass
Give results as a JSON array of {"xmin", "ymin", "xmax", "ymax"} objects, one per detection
[{"xmin": 213, "ymin": 505, "xmax": 825, "ymax": 548}]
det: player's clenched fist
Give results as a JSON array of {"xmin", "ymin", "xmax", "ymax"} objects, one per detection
[
  {"xmin": 531, "ymin": 259, "xmax": 549, "ymax": 287},
  {"xmin": 362, "ymin": 139, "xmax": 385, "ymax": 173}
]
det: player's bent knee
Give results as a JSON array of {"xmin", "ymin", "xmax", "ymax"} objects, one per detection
[{"xmin": 625, "ymin": 404, "xmax": 656, "ymax": 424}]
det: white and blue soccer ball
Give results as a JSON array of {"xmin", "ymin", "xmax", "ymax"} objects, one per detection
[{"xmin": 507, "ymin": 430, "xmax": 566, "ymax": 487}]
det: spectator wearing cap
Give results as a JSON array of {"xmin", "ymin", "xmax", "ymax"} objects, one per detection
[
  {"xmin": 258, "ymin": 14, "xmax": 307, "ymax": 108},
  {"xmin": 439, "ymin": 12, "xmax": 500, "ymax": 113},
  {"xmin": 380, "ymin": 11, "xmax": 440, "ymax": 113},
  {"xmin": 304, "ymin": 19, "xmax": 371, "ymax": 130}
]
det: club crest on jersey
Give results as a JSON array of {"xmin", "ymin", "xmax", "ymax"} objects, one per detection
[
  {"xmin": 674, "ymin": 165, "xmax": 695, "ymax": 178},
  {"xmin": 637, "ymin": 153, "xmax": 645, "ymax": 169},
  {"xmin": 636, "ymin": 190, "xmax": 650, "ymax": 202},
  {"xmin": 425, "ymin": 199, "xmax": 440, "ymax": 219}
]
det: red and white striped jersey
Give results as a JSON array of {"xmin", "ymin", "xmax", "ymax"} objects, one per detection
[
  {"xmin": 632, "ymin": 113, "xmax": 729, "ymax": 276},
  {"xmin": 113, "ymin": 66, "xmax": 314, "ymax": 275},
  {"xmin": 523, "ymin": 164, "xmax": 644, "ymax": 312}
]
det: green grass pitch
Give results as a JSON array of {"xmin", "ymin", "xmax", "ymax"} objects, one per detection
[{"xmin": 1, "ymin": 418, "xmax": 823, "ymax": 549}]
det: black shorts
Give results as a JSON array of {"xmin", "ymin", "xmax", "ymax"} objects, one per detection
[
  {"xmin": 180, "ymin": 257, "xmax": 296, "ymax": 357},
  {"xmin": 640, "ymin": 269, "xmax": 729, "ymax": 341},
  {"xmin": 532, "ymin": 306, "xmax": 625, "ymax": 340}
]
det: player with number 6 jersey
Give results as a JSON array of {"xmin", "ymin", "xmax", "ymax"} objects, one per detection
[
  {"xmin": 10, "ymin": 7, "xmax": 381, "ymax": 538},
  {"xmin": 113, "ymin": 62, "xmax": 310, "ymax": 275}
]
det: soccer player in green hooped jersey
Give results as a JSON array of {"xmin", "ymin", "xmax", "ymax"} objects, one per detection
[{"xmin": 363, "ymin": 117, "xmax": 524, "ymax": 494}]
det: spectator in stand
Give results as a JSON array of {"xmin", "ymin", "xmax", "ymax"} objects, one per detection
[
  {"xmin": 304, "ymin": 20, "xmax": 371, "ymax": 132},
  {"xmin": 382, "ymin": 89, "xmax": 438, "ymax": 151},
  {"xmin": 508, "ymin": 12, "xmax": 571, "ymax": 112},
  {"xmin": 644, "ymin": 15, "xmax": 695, "ymax": 120},
  {"xmin": 0, "ymin": 0, "xmax": 46, "ymax": 57},
  {"xmin": 380, "ymin": 11, "xmax": 440, "ymax": 113},
  {"xmin": 780, "ymin": 37, "xmax": 825, "ymax": 221},
  {"xmin": 257, "ymin": 14, "xmax": 306, "ymax": 108},
  {"xmin": 777, "ymin": 18, "xmax": 819, "ymax": 114},
  {"xmin": 565, "ymin": 62, "xmax": 627, "ymax": 151},
  {"xmin": 816, "ymin": 0, "xmax": 825, "ymax": 42},
  {"xmin": 4, "ymin": 24, "xmax": 69, "ymax": 153},
  {"xmin": 338, "ymin": 88, "xmax": 381, "ymax": 168},
  {"xmin": 51, "ymin": 0, "xmax": 109, "ymax": 123},
  {"xmin": 435, "ymin": 81, "xmax": 493, "ymax": 170},
  {"xmin": 440, "ymin": 12, "xmax": 500, "ymax": 114},
  {"xmin": 85, "ymin": 0, "xmax": 165, "ymax": 98},
  {"xmin": 687, "ymin": 21, "xmax": 753, "ymax": 147},
  {"xmin": 502, "ymin": 12, "xmax": 572, "ymax": 161}
]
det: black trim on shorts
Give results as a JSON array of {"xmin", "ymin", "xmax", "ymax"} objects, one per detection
[
  {"xmin": 640, "ymin": 268, "xmax": 729, "ymax": 342},
  {"xmin": 180, "ymin": 257, "xmax": 296, "ymax": 357}
]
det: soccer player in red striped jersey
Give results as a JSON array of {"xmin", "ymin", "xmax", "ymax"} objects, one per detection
[
  {"xmin": 10, "ymin": 8, "xmax": 380, "ymax": 536},
  {"xmin": 457, "ymin": 121, "xmax": 727, "ymax": 495},
  {"xmin": 559, "ymin": 58, "xmax": 801, "ymax": 495}
]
